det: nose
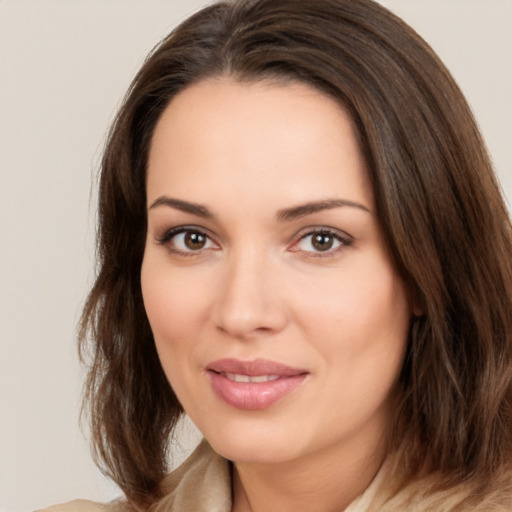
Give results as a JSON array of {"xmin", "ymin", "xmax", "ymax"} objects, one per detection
[{"xmin": 212, "ymin": 249, "xmax": 288, "ymax": 340}]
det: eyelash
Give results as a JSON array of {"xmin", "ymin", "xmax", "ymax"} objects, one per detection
[
  {"xmin": 156, "ymin": 226, "xmax": 218, "ymax": 257},
  {"xmin": 155, "ymin": 226, "xmax": 352, "ymax": 257},
  {"xmin": 290, "ymin": 228, "xmax": 352, "ymax": 257}
]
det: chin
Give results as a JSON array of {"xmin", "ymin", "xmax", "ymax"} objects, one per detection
[
  {"xmin": 196, "ymin": 414, "xmax": 312, "ymax": 465},
  {"xmin": 211, "ymin": 435, "xmax": 299, "ymax": 465}
]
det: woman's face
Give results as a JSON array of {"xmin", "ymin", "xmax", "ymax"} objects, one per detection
[{"xmin": 141, "ymin": 78, "xmax": 412, "ymax": 465}]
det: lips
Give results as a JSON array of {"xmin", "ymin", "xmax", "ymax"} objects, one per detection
[
  {"xmin": 206, "ymin": 358, "xmax": 308, "ymax": 410},
  {"xmin": 223, "ymin": 373, "xmax": 280, "ymax": 383}
]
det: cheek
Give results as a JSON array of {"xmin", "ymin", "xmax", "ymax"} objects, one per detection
[
  {"xmin": 295, "ymin": 261, "xmax": 408, "ymax": 331},
  {"xmin": 290, "ymin": 258, "xmax": 410, "ymax": 380},
  {"xmin": 140, "ymin": 255, "xmax": 216, "ymax": 408},
  {"xmin": 140, "ymin": 254, "xmax": 215, "ymax": 383},
  {"xmin": 298, "ymin": 265, "xmax": 410, "ymax": 429},
  {"xmin": 142, "ymin": 255, "xmax": 207, "ymax": 336}
]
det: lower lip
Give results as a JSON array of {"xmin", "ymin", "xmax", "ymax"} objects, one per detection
[{"xmin": 208, "ymin": 371, "xmax": 307, "ymax": 410}]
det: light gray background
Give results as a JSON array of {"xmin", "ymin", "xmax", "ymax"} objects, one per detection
[{"xmin": 1, "ymin": 1, "xmax": 511, "ymax": 510}]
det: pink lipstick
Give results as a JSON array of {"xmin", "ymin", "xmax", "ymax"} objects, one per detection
[{"xmin": 206, "ymin": 358, "xmax": 308, "ymax": 410}]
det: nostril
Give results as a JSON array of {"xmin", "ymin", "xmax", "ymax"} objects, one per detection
[{"xmin": 211, "ymin": 263, "xmax": 288, "ymax": 338}]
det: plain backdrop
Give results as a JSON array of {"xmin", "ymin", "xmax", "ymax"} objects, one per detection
[{"xmin": 1, "ymin": 1, "xmax": 511, "ymax": 510}]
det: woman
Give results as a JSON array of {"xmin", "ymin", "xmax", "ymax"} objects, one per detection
[{"xmin": 42, "ymin": 0, "xmax": 512, "ymax": 510}]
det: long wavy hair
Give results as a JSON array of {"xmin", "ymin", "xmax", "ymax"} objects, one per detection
[{"xmin": 80, "ymin": 0, "xmax": 512, "ymax": 508}]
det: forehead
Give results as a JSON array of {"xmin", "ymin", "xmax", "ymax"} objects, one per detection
[{"xmin": 147, "ymin": 78, "xmax": 372, "ymax": 211}]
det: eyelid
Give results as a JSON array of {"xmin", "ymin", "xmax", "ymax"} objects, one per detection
[
  {"xmin": 153, "ymin": 224, "xmax": 352, "ymax": 257},
  {"xmin": 288, "ymin": 226, "xmax": 353, "ymax": 255},
  {"xmin": 155, "ymin": 225, "xmax": 220, "ymax": 254}
]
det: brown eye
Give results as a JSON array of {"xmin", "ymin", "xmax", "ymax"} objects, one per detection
[
  {"xmin": 158, "ymin": 228, "xmax": 217, "ymax": 254},
  {"xmin": 291, "ymin": 228, "xmax": 350, "ymax": 255},
  {"xmin": 184, "ymin": 231, "xmax": 207, "ymax": 250},
  {"xmin": 312, "ymin": 233, "xmax": 334, "ymax": 251}
]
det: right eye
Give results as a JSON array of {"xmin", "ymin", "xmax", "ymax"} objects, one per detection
[{"xmin": 157, "ymin": 228, "xmax": 218, "ymax": 255}]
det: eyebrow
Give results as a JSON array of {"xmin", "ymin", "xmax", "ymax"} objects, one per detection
[
  {"xmin": 276, "ymin": 199, "xmax": 370, "ymax": 222},
  {"xmin": 149, "ymin": 196, "xmax": 213, "ymax": 218},
  {"xmin": 148, "ymin": 196, "xmax": 370, "ymax": 221}
]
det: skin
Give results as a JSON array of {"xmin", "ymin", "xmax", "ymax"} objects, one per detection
[{"xmin": 141, "ymin": 78, "xmax": 412, "ymax": 512}]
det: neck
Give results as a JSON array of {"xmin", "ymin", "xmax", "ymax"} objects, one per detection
[{"xmin": 231, "ymin": 432, "xmax": 387, "ymax": 512}]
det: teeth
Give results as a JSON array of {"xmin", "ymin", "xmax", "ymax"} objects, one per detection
[
  {"xmin": 226, "ymin": 373, "xmax": 250, "ymax": 383},
  {"xmin": 224, "ymin": 373, "xmax": 280, "ymax": 383},
  {"xmin": 250, "ymin": 374, "xmax": 280, "ymax": 383}
]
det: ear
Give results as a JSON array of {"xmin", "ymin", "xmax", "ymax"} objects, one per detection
[
  {"xmin": 408, "ymin": 286, "xmax": 424, "ymax": 318},
  {"xmin": 411, "ymin": 303, "xmax": 423, "ymax": 317}
]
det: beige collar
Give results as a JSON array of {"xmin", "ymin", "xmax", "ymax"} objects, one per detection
[{"xmin": 155, "ymin": 439, "xmax": 384, "ymax": 512}]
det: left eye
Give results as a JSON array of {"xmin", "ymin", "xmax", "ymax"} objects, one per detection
[
  {"xmin": 165, "ymin": 229, "xmax": 217, "ymax": 253},
  {"xmin": 293, "ymin": 230, "xmax": 347, "ymax": 253}
]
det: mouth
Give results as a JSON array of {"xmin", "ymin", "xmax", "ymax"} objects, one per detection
[
  {"xmin": 221, "ymin": 373, "xmax": 281, "ymax": 383},
  {"xmin": 206, "ymin": 358, "xmax": 309, "ymax": 410}
]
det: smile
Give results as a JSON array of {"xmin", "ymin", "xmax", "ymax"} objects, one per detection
[
  {"xmin": 206, "ymin": 359, "xmax": 308, "ymax": 410},
  {"xmin": 222, "ymin": 373, "xmax": 280, "ymax": 383}
]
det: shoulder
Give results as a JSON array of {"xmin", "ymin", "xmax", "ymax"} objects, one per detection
[
  {"xmin": 35, "ymin": 441, "xmax": 229, "ymax": 512},
  {"xmin": 35, "ymin": 499, "xmax": 126, "ymax": 512},
  {"xmin": 156, "ymin": 439, "xmax": 232, "ymax": 510},
  {"xmin": 35, "ymin": 500, "xmax": 106, "ymax": 512},
  {"xmin": 369, "ymin": 466, "xmax": 512, "ymax": 512}
]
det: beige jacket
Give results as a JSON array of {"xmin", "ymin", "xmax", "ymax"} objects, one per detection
[
  {"xmin": 38, "ymin": 440, "xmax": 512, "ymax": 511},
  {"xmin": 38, "ymin": 440, "xmax": 382, "ymax": 512}
]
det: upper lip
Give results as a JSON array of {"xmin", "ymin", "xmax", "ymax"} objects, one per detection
[{"xmin": 206, "ymin": 358, "xmax": 308, "ymax": 377}]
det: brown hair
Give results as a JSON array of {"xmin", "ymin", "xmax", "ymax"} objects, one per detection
[{"xmin": 80, "ymin": 0, "xmax": 512, "ymax": 507}]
